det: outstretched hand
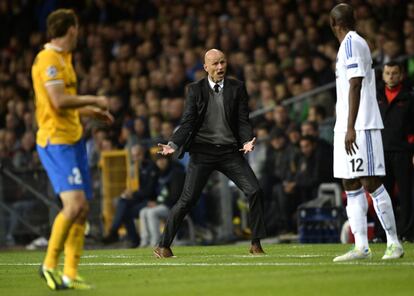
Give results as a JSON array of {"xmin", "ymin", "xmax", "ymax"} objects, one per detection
[
  {"xmin": 239, "ymin": 137, "xmax": 256, "ymax": 154},
  {"xmin": 94, "ymin": 109, "xmax": 114, "ymax": 124},
  {"xmin": 157, "ymin": 143, "xmax": 175, "ymax": 155},
  {"xmin": 81, "ymin": 106, "xmax": 114, "ymax": 124}
]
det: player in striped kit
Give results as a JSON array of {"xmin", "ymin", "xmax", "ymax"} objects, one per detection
[{"xmin": 329, "ymin": 3, "xmax": 403, "ymax": 262}]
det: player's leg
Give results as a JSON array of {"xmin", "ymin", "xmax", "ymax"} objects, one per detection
[
  {"xmin": 333, "ymin": 131, "xmax": 370, "ymax": 262},
  {"xmin": 360, "ymin": 129, "xmax": 403, "ymax": 259},
  {"xmin": 333, "ymin": 178, "xmax": 372, "ymax": 262},
  {"xmin": 39, "ymin": 190, "xmax": 87, "ymax": 290},
  {"xmin": 61, "ymin": 140, "xmax": 94, "ymax": 289},
  {"xmin": 60, "ymin": 191, "xmax": 91, "ymax": 289},
  {"xmin": 37, "ymin": 143, "xmax": 85, "ymax": 289},
  {"xmin": 361, "ymin": 176, "xmax": 403, "ymax": 259},
  {"xmin": 343, "ymin": 178, "xmax": 369, "ymax": 250},
  {"xmin": 40, "ymin": 208, "xmax": 73, "ymax": 289}
]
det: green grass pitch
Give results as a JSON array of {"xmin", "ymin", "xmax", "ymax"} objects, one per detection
[{"xmin": 0, "ymin": 243, "xmax": 413, "ymax": 296}]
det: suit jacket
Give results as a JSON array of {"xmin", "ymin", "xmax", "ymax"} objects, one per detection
[
  {"xmin": 377, "ymin": 81, "xmax": 414, "ymax": 152},
  {"xmin": 171, "ymin": 77, "xmax": 253, "ymax": 158}
]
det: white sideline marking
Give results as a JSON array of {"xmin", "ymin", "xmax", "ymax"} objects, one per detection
[
  {"xmin": 200, "ymin": 254, "xmax": 325, "ymax": 258},
  {"xmin": 1, "ymin": 262, "xmax": 413, "ymax": 267},
  {"xmin": 83, "ymin": 255, "xmax": 134, "ymax": 259},
  {"xmin": 81, "ymin": 254, "xmax": 326, "ymax": 259}
]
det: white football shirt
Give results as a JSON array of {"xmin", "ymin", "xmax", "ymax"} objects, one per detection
[{"xmin": 334, "ymin": 31, "xmax": 383, "ymax": 132}]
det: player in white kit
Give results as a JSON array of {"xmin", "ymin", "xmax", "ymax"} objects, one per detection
[{"xmin": 330, "ymin": 3, "xmax": 403, "ymax": 261}]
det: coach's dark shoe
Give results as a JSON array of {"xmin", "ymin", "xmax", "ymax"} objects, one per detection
[
  {"xmin": 153, "ymin": 247, "xmax": 175, "ymax": 258},
  {"xmin": 249, "ymin": 242, "xmax": 266, "ymax": 255}
]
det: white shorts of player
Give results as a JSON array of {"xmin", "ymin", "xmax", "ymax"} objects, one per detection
[{"xmin": 334, "ymin": 129, "xmax": 385, "ymax": 179}]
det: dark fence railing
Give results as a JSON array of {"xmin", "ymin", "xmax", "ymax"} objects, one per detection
[
  {"xmin": 249, "ymin": 54, "xmax": 414, "ymax": 119},
  {"xmin": 0, "ymin": 165, "xmax": 103, "ymax": 247}
]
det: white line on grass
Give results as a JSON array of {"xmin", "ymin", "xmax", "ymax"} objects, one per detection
[
  {"xmin": 82, "ymin": 254, "xmax": 325, "ymax": 259},
  {"xmin": 195, "ymin": 254, "xmax": 326, "ymax": 258},
  {"xmin": 1, "ymin": 262, "xmax": 414, "ymax": 267}
]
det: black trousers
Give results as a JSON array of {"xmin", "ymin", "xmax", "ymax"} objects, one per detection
[
  {"xmin": 159, "ymin": 151, "xmax": 267, "ymax": 247},
  {"xmin": 383, "ymin": 151, "xmax": 414, "ymax": 237}
]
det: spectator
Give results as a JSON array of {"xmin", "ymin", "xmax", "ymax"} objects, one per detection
[
  {"xmin": 160, "ymin": 120, "xmax": 175, "ymax": 144},
  {"xmin": 272, "ymin": 104, "xmax": 291, "ymax": 130},
  {"xmin": 311, "ymin": 52, "xmax": 335, "ymax": 86},
  {"xmin": 12, "ymin": 131, "xmax": 37, "ymax": 169},
  {"xmin": 148, "ymin": 113, "xmax": 162, "ymax": 141},
  {"xmin": 102, "ymin": 144, "xmax": 157, "ymax": 248},
  {"xmin": 307, "ymin": 104, "xmax": 335, "ymax": 143},
  {"xmin": 289, "ymin": 135, "xmax": 333, "ymax": 204},
  {"xmin": 263, "ymin": 128, "xmax": 299, "ymax": 234},
  {"xmin": 301, "ymin": 120, "xmax": 333, "ymax": 163},
  {"xmin": 248, "ymin": 123, "xmax": 269, "ymax": 181},
  {"xmin": 286, "ymin": 123, "xmax": 301, "ymax": 149},
  {"xmin": 139, "ymin": 154, "xmax": 185, "ymax": 247}
]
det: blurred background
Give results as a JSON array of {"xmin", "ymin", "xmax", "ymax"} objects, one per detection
[{"xmin": 0, "ymin": 0, "xmax": 413, "ymax": 249}]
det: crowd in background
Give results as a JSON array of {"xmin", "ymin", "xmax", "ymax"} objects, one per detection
[{"xmin": 1, "ymin": 0, "xmax": 414, "ymax": 243}]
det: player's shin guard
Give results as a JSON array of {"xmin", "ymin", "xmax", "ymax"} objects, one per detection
[
  {"xmin": 63, "ymin": 223, "xmax": 85, "ymax": 279},
  {"xmin": 369, "ymin": 185, "xmax": 399, "ymax": 246},
  {"xmin": 345, "ymin": 188, "xmax": 369, "ymax": 250}
]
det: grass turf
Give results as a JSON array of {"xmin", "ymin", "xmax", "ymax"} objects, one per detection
[{"xmin": 0, "ymin": 243, "xmax": 413, "ymax": 296}]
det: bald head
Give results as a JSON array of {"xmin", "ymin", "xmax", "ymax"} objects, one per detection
[
  {"xmin": 204, "ymin": 49, "xmax": 227, "ymax": 82},
  {"xmin": 330, "ymin": 3, "xmax": 355, "ymax": 31},
  {"xmin": 204, "ymin": 49, "xmax": 224, "ymax": 63}
]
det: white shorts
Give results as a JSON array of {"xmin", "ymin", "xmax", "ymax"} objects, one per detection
[{"xmin": 333, "ymin": 129, "xmax": 385, "ymax": 179}]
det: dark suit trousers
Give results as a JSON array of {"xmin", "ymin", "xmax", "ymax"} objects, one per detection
[
  {"xmin": 383, "ymin": 151, "xmax": 414, "ymax": 236},
  {"xmin": 159, "ymin": 151, "xmax": 267, "ymax": 247}
]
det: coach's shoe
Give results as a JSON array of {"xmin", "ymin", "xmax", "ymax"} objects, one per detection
[
  {"xmin": 333, "ymin": 247, "xmax": 372, "ymax": 262},
  {"xmin": 382, "ymin": 243, "xmax": 404, "ymax": 260},
  {"xmin": 39, "ymin": 265, "xmax": 63, "ymax": 290},
  {"xmin": 61, "ymin": 274, "xmax": 93, "ymax": 290},
  {"xmin": 249, "ymin": 242, "xmax": 266, "ymax": 255},
  {"xmin": 153, "ymin": 246, "xmax": 175, "ymax": 258}
]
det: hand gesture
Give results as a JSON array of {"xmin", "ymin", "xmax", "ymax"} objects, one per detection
[
  {"xmin": 94, "ymin": 96, "xmax": 109, "ymax": 110},
  {"xmin": 345, "ymin": 128, "xmax": 358, "ymax": 155},
  {"xmin": 239, "ymin": 137, "xmax": 256, "ymax": 154},
  {"xmin": 93, "ymin": 108, "xmax": 114, "ymax": 124},
  {"xmin": 157, "ymin": 143, "xmax": 175, "ymax": 155}
]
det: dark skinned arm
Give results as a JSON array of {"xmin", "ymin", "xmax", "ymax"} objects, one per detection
[{"xmin": 345, "ymin": 77, "xmax": 363, "ymax": 155}]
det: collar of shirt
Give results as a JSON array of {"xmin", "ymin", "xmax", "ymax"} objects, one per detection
[
  {"xmin": 208, "ymin": 76, "xmax": 224, "ymax": 92},
  {"xmin": 385, "ymin": 83, "xmax": 402, "ymax": 104},
  {"xmin": 44, "ymin": 43, "xmax": 63, "ymax": 52}
]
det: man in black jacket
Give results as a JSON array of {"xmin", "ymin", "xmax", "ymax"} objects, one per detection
[
  {"xmin": 156, "ymin": 49, "xmax": 266, "ymax": 257},
  {"xmin": 377, "ymin": 61, "xmax": 414, "ymax": 240}
]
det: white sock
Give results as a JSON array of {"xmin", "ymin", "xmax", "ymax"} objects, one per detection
[
  {"xmin": 345, "ymin": 187, "xmax": 369, "ymax": 250},
  {"xmin": 369, "ymin": 185, "xmax": 400, "ymax": 246},
  {"xmin": 62, "ymin": 275, "xmax": 72, "ymax": 285}
]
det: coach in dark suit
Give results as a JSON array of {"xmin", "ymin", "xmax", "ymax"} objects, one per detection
[{"xmin": 154, "ymin": 49, "xmax": 267, "ymax": 257}]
